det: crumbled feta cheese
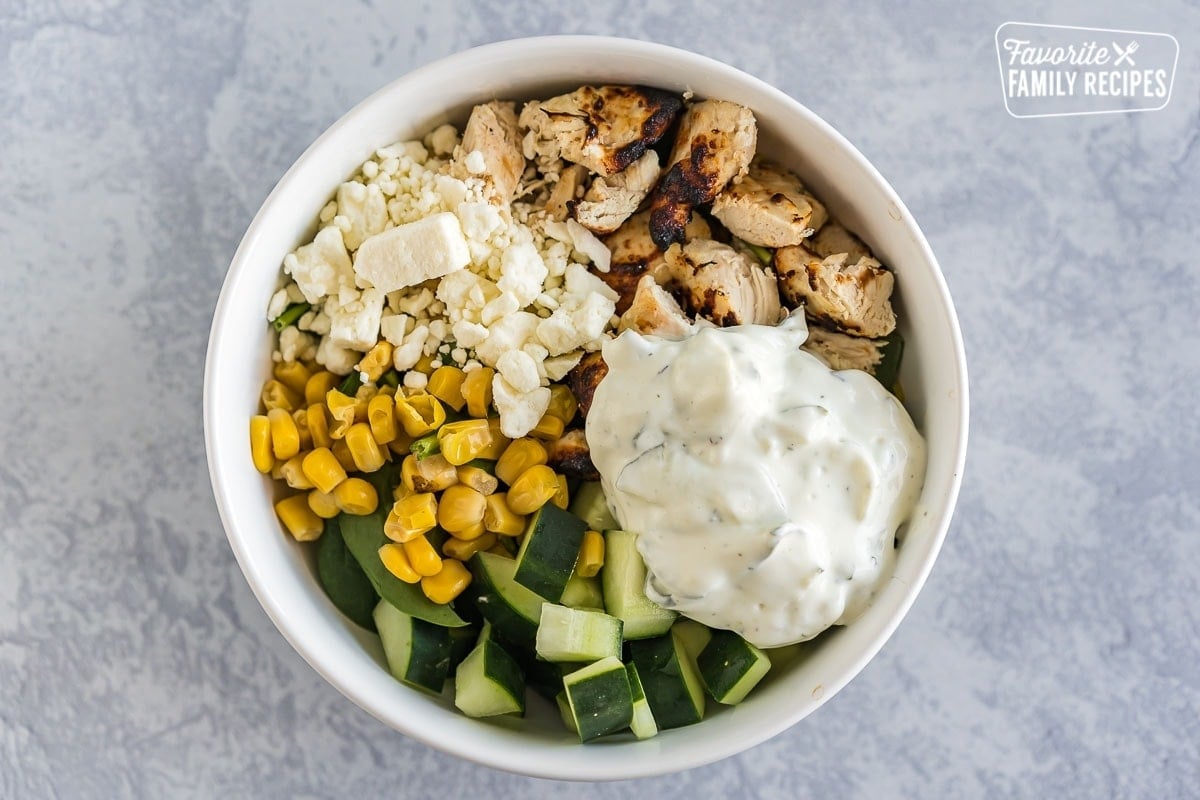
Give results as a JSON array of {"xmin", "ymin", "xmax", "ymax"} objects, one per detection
[
  {"xmin": 284, "ymin": 226, "xmax": 354, "ymax": 304},
  {"xmin": 451, "ymin": 347, "xmax": 467, "ymax": 364},
  {"xmin": 544, "ymin": 352, "xmax": 583, "ymax": 381},
  {"xmin": 451, "ymin": 320, "xmax": 488, "ymax": 348},
  {"xmin": 335, "ymin": 181, "xmax": 389, "ymax": 251},
  {"xmin": 308, "ymin": 311, "xmax": 332, "ymax": 335},
  {"xmin": 475, "ymin": 311, "xmax": 541, "ymax": 367},
  {"xmin": 492, "ymin": 375, "xmax": 551, "ymax": 439},
  {"xmin": 393, "ymin": 325, "xmax": 430, "ymax": 371},
  {"xmin": 564, "ymin": 261, "xmax": 619, "ymax": 302},
  {"xmin": 481, "ymin": 293, "xmax": 520, "ymax": 326},
  {"xmin": 427, "ymin": 124, "xmax": 459, "ymax": 157},
  {"xmin": 496, "ymin": 350, "xmax": 540, "ymax": 394},
  {"xmin": 353, "ymin": 212, "xmax": 471, "ymax": 293},
  {"xmin": 278, "ymin": 326, "xmax": 317, "ymax": 362},
  {"xmin": 396, "ymin": 287, "xmax": 435, "ymax": 317},
  {"xmin": 266, "ymin": 288, "xmax": 290, "ymax": 321},
  {"xmin": 379, "ymin": 313, "xmax": 410, "ymax": 346},
  {"xmin": 326, "ymin": 287, "xmax": 385, "ymax": 351},
  {"xmin": 316, "ymin": 336, "xmax": 359, "ymax": 375},
  {"xmin": 566, "ymin": 219, "xmax": 611, "ymax": 272},
  {"xmin": 497, "ymin": 242, "xmax": 548, "ymax": 307},
  {"xmin": 456, "ymin": 201, "xmax": 504, "ymax": 242},
  {"xmin": 285, "ymin": 283, "xmax": 306, "ymax": 304},
  {"xmin": 404, "ymin": 370, "xmax": 429, "ymax": 391},
  {"xmin": 464, "ymin": 149, "xmax": 487, "ymax": 175}
]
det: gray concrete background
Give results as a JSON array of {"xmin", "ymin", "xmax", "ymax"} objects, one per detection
[{"xmin": 2, "ymin": 1, "xmax": 1197, "ymax": 797}]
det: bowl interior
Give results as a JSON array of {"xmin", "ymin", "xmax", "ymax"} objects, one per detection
[{"xmin": 205, "ymin": 36, "xmax": 968, "ymax": 780}]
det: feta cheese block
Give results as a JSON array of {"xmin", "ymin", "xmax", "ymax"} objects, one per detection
[{"xmin": 353, "ymin": 211, "xmax": 470, "ymax": 293}]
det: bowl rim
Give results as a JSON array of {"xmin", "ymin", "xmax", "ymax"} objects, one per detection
[{"xmin": 204, "ymin": 34, "xmax": 969, "ymax": 780}]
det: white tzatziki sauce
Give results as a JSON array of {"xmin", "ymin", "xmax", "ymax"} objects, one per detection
[{"xmin": 586, "ymin": 314, "xmax": 926, "ymax": 648}]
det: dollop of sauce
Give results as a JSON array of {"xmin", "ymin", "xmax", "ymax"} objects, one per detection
[{"xmin": 586, "ymin": 315, "xmax": 926, "ymax": 648}]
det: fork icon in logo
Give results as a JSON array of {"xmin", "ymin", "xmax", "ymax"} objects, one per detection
[{"xmin": 1112, "ymin": 40, "xmax": 1139, "ymax": 66}]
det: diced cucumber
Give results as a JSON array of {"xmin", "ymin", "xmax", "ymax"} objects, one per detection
[
  {"xmin": 560, "ymin": 572, "xmax": 604, "ymax": 610},
  {"xmin": 522, "ymin": 655, "xmax": 571, "ymax": 702},
  {"xmin": 569, "ymin": 481, "xmax": 618, "ymax": 531},
  {"xmin": 601, "ymin": 530, "xmax": 677, "ymax": 639},
  {"xmin": 535, "ymin": 603, "xmax": 623, "ymax": 662},
  {"xmin": 562, "ymin": 656, "xmax": 634, "ymax": 742},
  {"xmin": 697, "ymin": 629, "xmax": 771, "ymax": 704},
  {"xmin": 625, "ymin": 662, "xmax": 658, "ymax": 740},
  {"xmin": 468, "ymin": 551, "xmax": 546, "ymax": 646},
  {"xmin": 453, "ymin": 639, "xmax": 526, "ymax": 718},
  {"xmin": 628, "ymin": 628, "xmax": 705, "ymax": 730},
  {"xmin": 672, "ymin": 618, "xmax": 712, "ymax": 661},
  {"xmin": 514, "ymin": 504, "xmax": 587, "ymax": 602},
  {"xmin": 448, "ymin": 624, "xmax": 480, "ymax": 670},
  {"xmin": 373, "ymin": 600, "xmax": 452, "ymax": 694},
  {"xmin": 555, "ymin": 690, "xmax": 578, "ymax": 734}
]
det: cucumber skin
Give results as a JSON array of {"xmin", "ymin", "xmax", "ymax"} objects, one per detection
[
  {"xmin": 514, "ymin": 505, "xmax": 587, "ymax": 602},
  {"xmin": 627, "ymin": 632, "xmax": 705, "ymax": 730},
  {"xmin": 374, "ymin": 601, "xmax": 453, "ymax": 695},
  {"xmin": 467, "ymin": 552, "xmax": 546, "ymax": 647},
  {"xmin": 697, "ymin": 629, "xmax": 771, "ymax": 704},
  {"xmin": 563, "ymin": 658, "xmax": 634, "ymax": 742}
]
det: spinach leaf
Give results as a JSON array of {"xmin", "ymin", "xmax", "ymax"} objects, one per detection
[
  {"xmin": 338, "ymin": 467, "xmax": 468, "ymax": 628},
  {"xmin": 316, "ymin": 515, "xmax": 379, "ymax": 632},
  {"xmin": 874, "ymin": 329, "xmax": 905, "ymax": 394}
]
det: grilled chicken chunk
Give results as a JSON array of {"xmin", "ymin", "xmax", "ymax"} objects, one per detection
[
  {"xmin": 809, "ymin": 219, "xmax": 873, "ymax": 262},
  {"xmin": 519, "ymin": 85, "xmax": 682, "ymax": 178},
  {"xmin": 574, "ymin": 151, "xmax": 661, "ymax": 234},
  {"xmin": 460, "ymin": 101, "xmax": 525, "ymax": 204},
  {"xmin": 545, "ymin": 429, "xmax": 600, "ymax": 481},
  {"xmin": 662, "ymin": 239, "xmax": 781, "ymax": 327},
  {"xmin": 801, "ymin": 325, "xmax": 885, "ymax": 373},
  {"xmin": 597, "ymin": 209, "xmax": 712, "ymax": 314},
  {"xmin": 545, "ymin": 164, "xmax": 588, "ymax": 221},
  {"xmin": 564, "ymin": 350, "xmax": 609, "ymax": 419},
  {"xmin": 711, "ymin": 160, "xmax": 828, "ymax": 247},
  {"xmin": 775, "ymin": 244, "xmax": 896, "ymax": 338},
  {"xmin": 619, "ymin": 274, "xmax": 693, "ymax": 339},
  {"xmin": 648, "ymin": 100, "xmax": 757, "ymax": 249}
]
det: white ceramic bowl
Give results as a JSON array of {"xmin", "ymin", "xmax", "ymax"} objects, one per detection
[{"xmin": 204, "ymin": 35, "xmax": 969, "ymax": 780}]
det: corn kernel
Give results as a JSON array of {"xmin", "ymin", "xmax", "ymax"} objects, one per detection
[
  {"xmin": 462, "ymin": 366, "xmax": 495, "ymax": 418},
  {"xmin": 428, "ymin": 366, "xmax": 467, "ymax": 411},
  {"xmin": 576, "ymin": 530, "xmax": 605, "ymax": 578},
  {"xmin": 551, "ymin": 473, "xmax": 569, "ymax": 510},
  {"xmin": 307, "ymin": 489, "xmax": 340, "ymax": 519},
  {"xmin": 279, "ymin": 453, "xmax": 314, "ymax": 489},
  {"xmin": 378, "ymin": 543, "xmax": 421, "ymax": 583},
  {"xmin": 305, "ymin": 371, "xmax": 341, "ymax": 406},
  {"xmin": 393, "ymin": 483, "xmax": 415, "ymax": 503},
  {"xmin": 274, "ymin": 360, "xmax": 312, "ymax": 396},
  {"xmin": 356, "ymin": 341, "xmax": 394, "ymax": 383},
  {"xmin": 477, "ymin": 417, "xmax": 511, "ymax": 460},
  {"xmin": 391, "ymin": 492, "xmax": 438, "ymax": 536},
  {"xmin": 275, "ymin": 494, "xmax": 324, "ymax": 541},
  {"xmin": 437, "ymin": 485, "xmax": 487, "ymax": 533},
  {"xmin": 301, "ymin": 447, "xmax": 347, "ymax": 494},
  {"xmin": 403, "ymin": 535, "xmax": 443, "ymax": 577},
  {"xmin": 421, "ymin": 558, "xmax": 472, "ymax": 604},
  {"xmin": 486, "ymin": 542, "xmax": 513, "ymax": 558},
  {"xmin": 495, "ymin": 438, "xmax": 548, "ymax": 485},
  {"xmin": 437, "ymin": 419, "xmax": 493, "ymax": 466},
  {"xmin": 456, "ymin": 465, "xmax": 498, "ymax": 496},
  {"xmin": 402, "ymin": 453, "xmax": 458, "ymax": 493},
  {"xmin": 395, "ymin": 393, "xmax": 446, "ymax": 437},
  {"xmin": 387, "ymin": 432, "xmax": 416, "ymax": 457},
  {"xmin": 325, "ymin": 389, "xmax": 358, "ymax": 439},
  {"xmin": 267, "ymin": 407, "xmax": 301, "ymax": 460},
  {"xmin": 507, "ymin": 465, "xmax": 559, "ymax": 515},
  {"xmin": 292, "ymin": 408, "xmax": 313, "ymax": 450},
  {"xmin": 330, "ymin": 439, "xmax": 356, "ymax": 472},
  {"xmin": 443, "ymin": 531, "xmax": 497, "ymax": 561},
  {"xmin": 345, "ymin": 422, "xmax": 386, "ymax": 473},
  {"xmin": 414, "ymin": 353, "xmax": 436, "ymax": 375},
  {"xmin": 249, "ymin": 415, "xmax": 274, "ymax": 473},
  {"xmin": 483, "ymin": 492, "xmax": 527, "ymax": 537},
  {"xmin": 530, "ymin": 413, "xmax": 565, "ymax": 441},
  {"xmin": 547, "ymin": 384, "xmax": 578, "ymax": 425},
  {"xmin": 306, "ymin": 403, "xmax": 332, "ymax": 449},
  {"xmin": 261, "ymin": 379, "xmax": 300, "ymax": 412},
  {"xmin": 367, "ymin": 394, "xmax": 398, "ymax": 445},
  {"xmin": 455, "ymin": 520, "xmax": 487, "ymax": 541},
  {"xmin": 334, "ymin": 477, "xmax": 379, "ymax": 515}
]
